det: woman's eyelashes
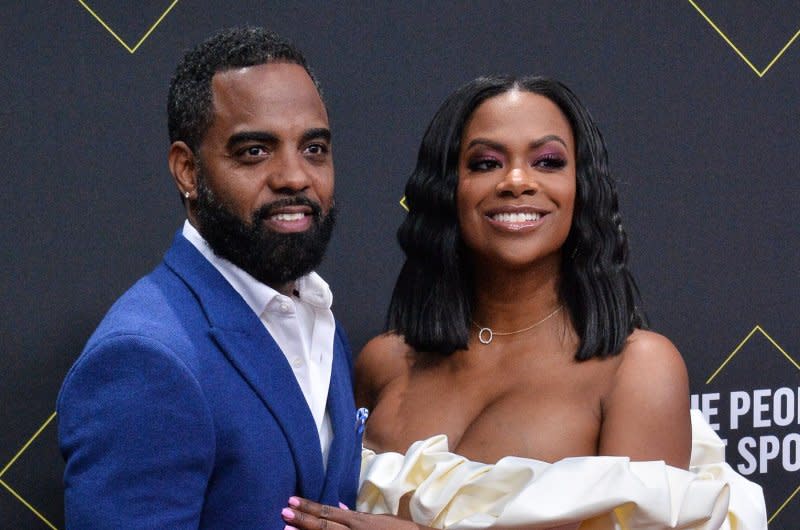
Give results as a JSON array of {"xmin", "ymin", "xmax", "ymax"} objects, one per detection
[
  {"xmin": 466, "ymin": 152, "xmax": 567, "ymax": 172},
  {"xmin": 533, "ymin": 152, "xmax": 567, "ymax": 170},
  {"xmin": 467, "ymin": 156, "xmax": 503, "ymax": 171}
]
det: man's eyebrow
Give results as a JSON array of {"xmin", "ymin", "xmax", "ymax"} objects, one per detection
[
  {"xmin": 226, "ymin": 129, "xmax": 331, "ymax": 150},
  {"xmin": 300, "ymin": 127, "xmax": 331, "ymax": 144},
  {"xmin": 226, "ymin": 131, "xmax": 278, "ymax": 150}
]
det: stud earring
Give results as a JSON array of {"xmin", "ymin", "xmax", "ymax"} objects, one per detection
[{"xmin": 184, "ymin": 191, "xmax": 191, "ymax": 199}]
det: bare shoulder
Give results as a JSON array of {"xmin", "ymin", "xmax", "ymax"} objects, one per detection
[
  {"xmin": 355, "ymin": 333, "xmax": 413, "ymax": 409},
  {"xmin": 599, "ymin": 329, "xmax": 691, "ymax": 467},
  {"xmin": 610, "ymin": 329, "xmax": 689, "ymax": 408},
  {"xmin": 616, "ymin": 329, "xmax": 688, "ymax": 386}
]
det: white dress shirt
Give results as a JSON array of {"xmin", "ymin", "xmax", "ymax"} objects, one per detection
[{"xmin": 182, "ymin": 220, "xmax": 334, "ymax": 466}]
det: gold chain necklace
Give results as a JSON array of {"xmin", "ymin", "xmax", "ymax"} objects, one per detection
[{"xmin": 472, "ymin": 305, "xmax": 563, "ymax": 345}]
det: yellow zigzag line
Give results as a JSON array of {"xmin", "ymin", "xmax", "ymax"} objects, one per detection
[
  {"xmin": 0, "ymin": 412, "xmax": 56, "ymax": 477},
  {"xmin": 688, "ymin": 0, "xmax": 800, "ymax": 77},
  {"xmin": 706, "ymin": 325, "xmax": 799, "ymax": 384},
  {"xmin": 770, "ymin": 484, "xmax": 800, "ymax": 525},
  {"xmin": 77, "ymin": 0, "xmax": 180, "ymax": 54},
  {"xmin": 0, "ymin": 479, "xmax": 58, "ymax": 530},
  {"xmin": 704, "ymin": 327, "xmax": 799, "ymax": 523},
  {"xmin": 0, "ymin": 412, "xmax": 58, "ymax": 530}
]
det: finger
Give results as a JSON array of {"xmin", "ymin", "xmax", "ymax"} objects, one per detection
[
  {"xmin": 338, "ymin": 502, "xmax": 349, "ymax": 510},
  {"xmin": 289, "ymin": 497, "xmax": 353, "ymax": 524},
  {"xmin": 282, "ymin": 507, "xmax": 349, "ymax": 530}
]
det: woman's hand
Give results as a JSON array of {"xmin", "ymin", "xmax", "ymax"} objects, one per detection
[
  {"xmin": 281, "ymin": 496, "xmax": 426, "ymax": 530},
  {"xmin": 281, "ymin": 496, "xmax": 579, "ymax": 530}
]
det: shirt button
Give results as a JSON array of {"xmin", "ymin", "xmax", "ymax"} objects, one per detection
[
  {"xmin": 280, "ymin": 303, "xmax": 291, "ymax": 313},
  {"xmin": 292, "ymin": 358, "xmax": 303, "ymax": 368}
]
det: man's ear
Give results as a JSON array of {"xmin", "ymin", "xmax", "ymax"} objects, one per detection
[{"xmin": 169, "ymin": 141, "xmax": 198, "ymax": 200}]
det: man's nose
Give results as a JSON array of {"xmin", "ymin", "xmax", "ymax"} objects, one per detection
[{"xmin": 268, "ymin": 150, "xmax": 312, "ymax": 193}]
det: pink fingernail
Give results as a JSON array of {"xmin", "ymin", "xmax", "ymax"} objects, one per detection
[
  {"xmin": 338, "ymin": 502, "xmax": 350, "ymax": 510},
  {"xmin": 288, "ymin": 496, "xmax": 301, "ymax": 507},
  {"xmin": 284, "ymin": 526, "xmax": 299, "ymax": 530},
  {"xmin": 281, "ymin": 507, "xmax": 295, "ymax": 520}
]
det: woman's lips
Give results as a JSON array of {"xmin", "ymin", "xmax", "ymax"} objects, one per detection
[{"xmin": 485, "ymin": 207, "xmax": 549, "ymax": 232}]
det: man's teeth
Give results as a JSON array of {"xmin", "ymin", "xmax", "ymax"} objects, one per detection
[
  {"xmin": 271, "ymin": 212, "xmax": 306, "ymax": 221},
  {"xmin": 491, "ymin": 212, "xmax": 541, "ymax": 223}
]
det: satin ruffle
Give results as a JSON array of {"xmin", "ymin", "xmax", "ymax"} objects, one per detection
[{"xmin": 357, "ymin": 410, "xmax": 766, "ymax": 529}]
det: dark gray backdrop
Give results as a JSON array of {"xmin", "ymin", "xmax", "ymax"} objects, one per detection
[{"xmin": 1, "ymin": 2, "xmax": 797, "ymax": 528}]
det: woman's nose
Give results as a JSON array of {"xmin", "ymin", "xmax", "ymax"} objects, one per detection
[{"xmin": 496, "ymin": 166, "xmax": 538, "ymax": 196}]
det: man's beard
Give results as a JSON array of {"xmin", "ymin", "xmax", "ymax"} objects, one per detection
[{"xmin": 194, "ymin": 178, "xmax": 336, "ymax": 287}]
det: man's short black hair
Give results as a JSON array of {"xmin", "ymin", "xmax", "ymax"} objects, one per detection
[{"xmin": 167, "ymin": 26, "xmax": 322, "ymax": 152}]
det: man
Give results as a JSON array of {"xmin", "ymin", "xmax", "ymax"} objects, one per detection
[{"xmin": 57, "ymin": 27, "xmax": 360, "ymax": 529}]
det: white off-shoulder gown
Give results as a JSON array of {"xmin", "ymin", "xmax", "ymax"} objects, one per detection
[{"xmin": 357, "ymin": 410, "xmax": 767, "ymax": 529}]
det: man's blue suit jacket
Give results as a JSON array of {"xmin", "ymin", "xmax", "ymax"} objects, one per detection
[{"xmin": 57, "ymin": 233, "xmax": 361, "ymax": 529}]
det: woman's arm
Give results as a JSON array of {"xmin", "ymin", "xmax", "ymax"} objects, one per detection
[
  {"xmin": 354, "ymin": 333, "xmax": 409, "ymax": 410},
  {"xmin": 597, "ymin": 329, "xmax": 692, "ymax": 468}
]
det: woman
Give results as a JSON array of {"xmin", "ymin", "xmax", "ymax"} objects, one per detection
[
  {"xmin": 357, "ymin": 74, "xmax": 690, "ymax": 467},
  {"xmin": 281, "ymin": 76, "xmax": 765, "ymax": 530}
]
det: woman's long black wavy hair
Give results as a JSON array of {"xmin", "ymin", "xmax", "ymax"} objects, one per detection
[{"xmin": 387, "ymin": 75, "xmax": 646, "ymax": 360}]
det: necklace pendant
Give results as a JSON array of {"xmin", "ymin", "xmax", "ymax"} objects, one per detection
[{"xmin": 472, "ymin": 305, "xmax": 563, "ymax": 346}]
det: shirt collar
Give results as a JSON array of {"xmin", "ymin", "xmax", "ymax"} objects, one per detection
[{"xmin": 181, "ymin": 220, "xmax": 333, "ymax": 315}]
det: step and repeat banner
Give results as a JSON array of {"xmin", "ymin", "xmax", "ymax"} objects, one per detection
[{"xmin": 1, "ymin": 2, "xmax": 797, "ymax": 528}]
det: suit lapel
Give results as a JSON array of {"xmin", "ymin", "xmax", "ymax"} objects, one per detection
[
  {"xmin": 319, "ymin": 332, "xmax": 356, "ymax": 501},
  {"xmin": 163, "ymin": 233, "xmax": 325, "ymax": 499}
]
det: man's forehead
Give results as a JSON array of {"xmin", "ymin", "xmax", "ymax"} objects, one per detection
[
  {"xmin": 211, "ymin": 63, "xmax": 325, "ymax": 117},
  {"xmin": 212, "ymin": 62, "xmax": 316, "ymax": 97},
  {"xmin": 204, "ymin": 62, "xmax": 328, "ymax": 142}
]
